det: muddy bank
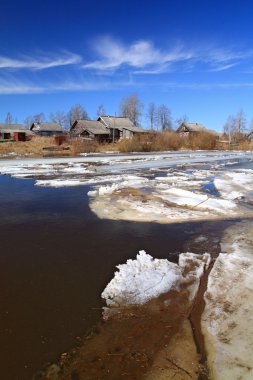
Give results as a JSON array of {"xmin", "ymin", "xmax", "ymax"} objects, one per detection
[
  {"xmin": 41, "ymin": 288, "xmax": 200, "ymax": 380},
  {"xmin": 37, "ymin": 249, "xmax": 213, "ymax": 380},
  {"xmin": 34, "ymin": 220, "xmax": 226, "ymax": 380}
]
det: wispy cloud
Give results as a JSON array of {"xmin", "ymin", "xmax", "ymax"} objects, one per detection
[
  {"xmin": 2, "ymin": 74, "xmax": 253, "ymax": 95},
  {"xmin": 81, "ymin": 37, "xmax": 253, "ymax": 75},
  {"xmin": 209, "ymin": 63, "xmax": 238, "ymax": 72},
  {"xmin": 0, "ymin": 51, "xmax": 82, "ymax": 70},
  {"xmin": 1, "ymin": 37, "xmax": 253, "ymax": 95},
  {"xmin": 82, "ymin": 37, "xmax": 194, "ymax": 73},
  {"xmin": 0, "ymin": 76, "xmax": 133, "ymax": 94}
]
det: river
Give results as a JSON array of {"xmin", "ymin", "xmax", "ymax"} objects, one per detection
[{"xmin": 0, "ymin": 151, "xmax": 252, "ymax": 379}]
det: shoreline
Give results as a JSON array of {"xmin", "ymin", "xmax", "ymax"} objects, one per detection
[
  {"xmin": 36, "ymin": 220, "xmax": 223, "ymax": 380},
  {"xmin": 37, "ymin": 218, "xmax": 253, "ymax": 380}
]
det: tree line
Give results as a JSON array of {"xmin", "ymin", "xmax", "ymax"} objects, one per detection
[
  {"xmin": 3, "ymin": 93, "xmax": 253, "ymax": 138},
  {"xmin": 2, "ymin": 94, "xmax": 180, "ymax": 131}
]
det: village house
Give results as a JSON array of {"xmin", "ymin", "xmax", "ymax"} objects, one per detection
[
  {"xmin": 0, "ymin": 123, "xmax": 32, "ymax": 141},
  {"xmin": 176, "ymin": 122, "xmax": 206, "ymax": 136},
  {"xmin": 70, "ymin": 116, "xmax": 146, "ymax": 142},
  {"xmin": 98, "ymin": 116, "xmax": 145, "ymax": 141},
  {"xmin": 70, "ymin": 120, "xmax": 110, "ymax": 142},
  {"xmin": 30, "ymin": 122, "xmax": 63, "ymax": 136},
  {"xmin": 176, "ymin": 122, "xmax": 219, "ymax": 137}
]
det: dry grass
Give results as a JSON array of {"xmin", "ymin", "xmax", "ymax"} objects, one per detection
[
  {"xmin": 70, "ymin": 138, "xmax": 99, "ymax": 154},
  {"xmin": 231, "ymin": 141, "xmax": 253, "ymax": 151},
  {"xmin": 183, "ymin": 131, "xmax": 217, "ymax": 150},
  {"xmin": 0, "ymin": 136, "xmax": 100, "ymax": 157},
  {"xmin": 151, "ymin": 131, "xmax": 182, "ymax": 151},
  {"xmin": 1, "ymin": 132, "xmax": 252, "ymax": 158},
  {"xmin": 117, "ymin": 135, "xmax": 152, "ymax": 152},
  {"xmin": 117, "ymin": 131, "xmax": 216, "ymax": 152},
  {"xmin": 0, "ymin": 136, "xmax": 58, "ymax": 156}
]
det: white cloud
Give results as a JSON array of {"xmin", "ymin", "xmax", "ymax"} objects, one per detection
[
  {"xmin": 0, "ymin": 51, "xmax": 82, "ymax": 70},
  {"xmin": 0, "ymin": 76, "xmax": 131, "ymax": 94},
  {"xmin": 209, "ymin": 63, "xmax": 238, "ymax": 72},
  {"xmin": 82, "ymin": 37, "xmax": 195, "ymax": 72},
  {"xmin": 81, "ymin": 37, "xmax": 253, "ymax": 74}
]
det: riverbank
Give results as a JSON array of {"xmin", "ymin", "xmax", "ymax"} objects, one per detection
[{"xmin": 37, "ymin": 219, "xmax": 253, "ymax": 380}]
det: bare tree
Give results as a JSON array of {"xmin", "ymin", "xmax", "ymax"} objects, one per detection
[
  {"xmin": 223, "ymin": 110, "xmax": 246, "ymax": 143},
  {"xmin": 24, "ymin": 116, "xmax": 34, "ymax": 129},
  {"xmin": 175, "ymin": 114, "xmax": 188, "ymax": 128},
  {"xmin": 146, "ymin": 102, "xmax": 156, "ymax": 130},
  {"xmin": 120, "ymin": 93, "xmax": 143, "ymax": 127},
  {"xmin": 155, "ymin": 104, "xmax": 172, "ymax": 131},
  {"xmin": 235, "ymin": 109, "xmax": 246, "ymax": 136},
  {"xmin": 249, "ymin": 119, "xmax": 253, "ymax": 133},
  {"xmin": 50, "ymin": 110, "xmax": 67, "ymax": 130},
  {"xmin": 33, "ymin": 113, "xmax": 45, "ymax": 123},
  {"xmin": 96, "ymin": 104, "xmax": 106, "ymax": 118},
  {"xmin": 67, "ymin": 104, "xmax": 89, "ymax": 127},
  {"xmin": 23, "ymin": 113, "xmax": 45, "ymax": 129},
  {"xmin": 5, "ymin": 112, "xmax": 13, "ymax": 124}
]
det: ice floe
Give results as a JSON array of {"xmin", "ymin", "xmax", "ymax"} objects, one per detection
[
  {"xmin": 214, "ymin": 171, "xmax": 253, "ymax": 200},
  {"xmin": 102, "ymin": 250, "xmax": 210, "ymax": 318},
  {"xmin": 1, "ymin": 153, "xmax": 253, "ymax": 223}
]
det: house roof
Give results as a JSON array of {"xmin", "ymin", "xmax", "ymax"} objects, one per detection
[
  {"xmin": 98, "ymin": 116, "xmax": 144, "ymax": 132},
  {"xmin": 177, "ymin": 122, "xmax": 206, "ymax": 132},
  {"xmin": 0, "ymin": 123, "xmax": 29, "ymax": 133},
  {"xmin": 176, "ymin": 122, "xmax": 221, "ymax": 136},
  {"xmin": 30, "ymin": 122, "xmax": 63, "ymax": 132},
  {"xmin": 71, "ymin": 120, "xmax": 109, "ymax": 135}
]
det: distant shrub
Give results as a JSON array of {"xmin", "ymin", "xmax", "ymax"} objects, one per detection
[
  {"xmin": 183, "ymin": 132, "xmax": 217, "ymax": 150},
  {"xmin": 70, "ymin": 138, "xmax": 99, "ymax": 154},
  {"xmin": 151, "ymin": 131, "xmax": 182, "ymax": 151},
  {"xmin": 118, "ymin": 132, "xmax": 183, "ymax": 152},
  {"xmin": 118, "ymin": 135, "xmax": 152, "ymax": 152}
]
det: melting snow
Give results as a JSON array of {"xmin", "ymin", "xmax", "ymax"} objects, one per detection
[
  {"xmin": 1, "ymin": 153, "xmax": 253, "ymax": 223},
  {"xmin": 202, "ymin": 221, "xmax": 253, "ymax": 380},
  {"xmin": 102, "ymin": 250, "xmax": 210, "ymax": 318}
]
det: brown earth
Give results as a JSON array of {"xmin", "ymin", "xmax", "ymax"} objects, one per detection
[{"xmin": 37, "ymin": 273, "xmax": 210, "ymax": 380}]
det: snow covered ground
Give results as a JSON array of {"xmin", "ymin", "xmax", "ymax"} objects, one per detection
[{"xmin": 202, "ymin": 220, "xmax": 253, "ymax": 380}]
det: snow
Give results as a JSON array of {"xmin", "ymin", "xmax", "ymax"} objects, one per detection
[
  {"xmin": 202, "ymin": 221, "xmax": 253, "ymax": 380},
  {"xmin": 214, "ymin": 171, "xmax": 253, "ymax": 200},
  {"xmin": 102, "ymin": 250, "xmax": 210, "ymax": 318},
  {"xmin": 36, "ymin": 179, "xmax": 88, "ymax": 187}
]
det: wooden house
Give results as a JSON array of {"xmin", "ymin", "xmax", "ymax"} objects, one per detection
[
  {"xmin": 0, "ymin": 124, "xmax": 31, "ymax": 141},
  {"xmin": 176, "ymin": 122, "xmax": 219, "ymax": 138},
  {"xmin": 176, "ymin": 122, "xmax": 206, "ymax": 136},
  {"xmin": 30, "ymin": 122, "xmax": 63, "ymax": 136},
  {"xmin": 98, "ymin": 116, "xmax": 145, "ymax": 141},
  {"xmin": 70, "ymin": 120, "xmax": 110, "ymax": 142}
]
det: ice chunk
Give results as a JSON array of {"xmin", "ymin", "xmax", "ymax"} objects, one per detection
[{"xmin": 102, "ymin": 250, "xmax": 210, "ymax": 315}]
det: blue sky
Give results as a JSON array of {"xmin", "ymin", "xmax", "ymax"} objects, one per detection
[{"xmin": 1, "ymin": 0, "xmax": 253, "ymax": 131}]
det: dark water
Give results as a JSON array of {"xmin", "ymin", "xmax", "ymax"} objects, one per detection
[{"xmin": 0, "ymin": 175, "xmax": 228, "ymax": 380}]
